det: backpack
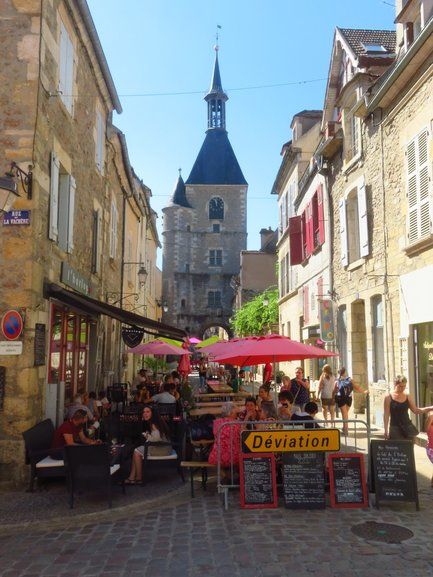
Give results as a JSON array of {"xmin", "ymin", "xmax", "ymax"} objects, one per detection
[{"xmin": 337, "ymin": 377, "xmax": 353, "ymax": 400}]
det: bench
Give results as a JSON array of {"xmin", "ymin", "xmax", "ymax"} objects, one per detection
[{"xmin": 180, "ymin": 461, "xmax": 216, "ymax": 497}]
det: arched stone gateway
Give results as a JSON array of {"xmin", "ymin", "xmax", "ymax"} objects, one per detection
[{"xmin": 201, "ymin": 323, "xmax": 232, "ymax": 341}]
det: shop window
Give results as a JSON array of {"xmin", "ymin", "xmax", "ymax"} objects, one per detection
[
  {"xmin": 49, "ymin": 152, "xmax": 76, "ymax": 253},
  {"xmin": 209, "ymin": 197, "xmax": 224, "ymax": 220}
]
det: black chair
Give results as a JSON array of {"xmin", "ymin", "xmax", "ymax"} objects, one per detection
[
  {"xmin": 141, "ymin": 419, "xmax": 187, "ymax": 483},
  {"xmin": 63, "ymin": 444, "xmax": 124, "ymax": 509},
  {"xmin": 22, "ymin": 419, "xmax": 65, "ymax": 491}
]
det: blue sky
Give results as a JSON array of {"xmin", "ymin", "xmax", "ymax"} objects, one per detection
[{"xmin": 87, "ymin": 0, "xmax": 395, "ymax": 264}]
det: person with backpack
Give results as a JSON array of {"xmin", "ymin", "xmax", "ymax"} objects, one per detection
[{"xmin": 335, "ymin": 367, "xmax": 367, "ymax": 435}]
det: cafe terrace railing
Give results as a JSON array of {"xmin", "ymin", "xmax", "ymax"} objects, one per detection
[{"xmin": 215, "ymin": 417, "xmax": 371, "ymax": 510}]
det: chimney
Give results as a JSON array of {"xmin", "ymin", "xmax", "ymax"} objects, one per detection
[{"xmin": 260, "ymin": 227, "xmax": 275, "ymax": 250}]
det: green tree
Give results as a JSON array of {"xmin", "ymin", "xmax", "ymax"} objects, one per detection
[{"xmin": 231, "ymin": 287, "xmax": 279, "ymax": 336}]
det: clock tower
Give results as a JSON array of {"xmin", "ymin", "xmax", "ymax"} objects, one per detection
[{"xmin": 162, "ymin": 47, "xmax": 248, "ymax": 338}]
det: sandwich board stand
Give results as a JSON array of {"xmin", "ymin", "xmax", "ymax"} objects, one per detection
[
  {"xmin": 239, "ymin": 453, "xmax": 277, "ymax": 509},
  {"xmin": 283, "ymin": 452, "xmax": 326, "ymax": 509},
  {"xmin": 370, "ymin": 440, "xmax": 419, "ymax": 510},
  {"xmin": 328, "ymin": 453, "xmax": 368, "ymax": 508}
]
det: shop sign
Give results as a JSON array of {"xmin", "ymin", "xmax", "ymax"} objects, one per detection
[
  {"xmin": 423, "ymin": 340, "xmax": 433, "ymax": 360},
  {"xmin": 1, "ymin": 310, "xmax": 24, "ymax": 341},
  {"xmin": 2, "ymin": 210, "xmax": 31, "ymax": 226},
  {"xmin": 122, "ymin": 326, "xmax": 145, "ymax": 348},
  {"xmin": 319, "ymin": 299, "xmax": 335, "ymax": 341},
  {"xmin": 61, "ymin": 262, "xmax": 91, "ymax": 296},
  {"xmin": 34, "ymin": 323, "xmax": 46, "ymax": 366},
  {"xmin": 242, "ymin": 429, "xmax": 340, "ymax": 453},
  {"xmin": 0, "ymin": 341, "xmax": 23, "ymax": 355}
]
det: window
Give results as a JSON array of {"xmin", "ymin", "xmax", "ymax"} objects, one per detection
[
  {"xmin": 209, "ymin": 197, "xmax": 224, "ymax": 220},
  {"xmin": 186, "ymin": 225, "xmax": 191, "ymax": 232},
  {"xmin": 406, "ymin": 129, "xmax": 431, "ymax": 245},
  {"xmin": 91, "ymin": 208, "xmax": 102, "ymax": 274},
  {"xmin": 362, "ymin": 43, "xmax": 387, "ymax": 53},
  {"xmin": 339, "ymin": 178, "xmax": 369, "ymax": 266},
  {"xmin": 208, "ymin": 291, "xmax": 222, "ymax": 308},
  {"xmin": 59, "ymin": 20, "xmax": 74, "ymax": 114},
  {"xmin": 49, "ymin": 152, "xmax": 75, "ymax": 253},
  {"xmin": 351, "ymin": 114, "xmax": 360, "ymax": 158},
  {"xmin": 281, "ymin": 193, "xmax": 287, "ymax": 234},
  {"xmin": 372, "ymin": 295, "xmax": 385, "ymax": 381},
  {"xmin": 181, "ymin": 299, "xmax": 186, "ymax": 309},
  {"xmin": 285, "ymin": 253, "xmax": 290, "ymax": 295},
  {"xmin": 109, "ymin": 200, "xmax": 118, "ymax": 259},
  {"xmin": 185, "ymin": 263, "xmax": 190, "ymax": 272},
  {"xmin": 213, "ymin": 223, "xmax": 220, "ymax": 233},
  {"xmin": 279, "ymin": 256, "xmax": 287, "ymax": 297},
  {"xmin": 95, "ymin": 110, "xmax": 105, "ymax": 173},
  {"xmin": 209, "ymin": 249, "xmax": 222, "ymax": 266}
]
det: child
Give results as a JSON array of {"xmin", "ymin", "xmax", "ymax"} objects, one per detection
[
  {"xmin": 278, "ymin": 390, "xmax": 294, "ymax": 421},
  {"xmin": 290, "ymin": 401, "xmax": 320, "ymax": 429}
]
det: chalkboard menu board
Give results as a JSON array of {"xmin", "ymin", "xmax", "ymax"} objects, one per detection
[
  {"xmin": 239, "ymin": 453, "xmax": 277, "ymax": 509},
  {"xmin": 0, "ymin": 366, "xmax": 5, "ymax": 411},
  {"xmin": 370, "ymin": 440, "xmax": 419, "ymax": 510},
  {"xmin": 282, "ymin": 452, "xmax": 325, "ymax": 509},
  {"xmin": 328, "ymin": 453, "xmax": 368, "ymax": 508},
  {"xmin": 34, "ymin": 323, "xmax": 46, "ymax": 367}
]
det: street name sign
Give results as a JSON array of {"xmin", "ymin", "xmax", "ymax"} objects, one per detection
[{"xmin": 242, "ymin": 429, "xmax": 340, "ymax": 453}]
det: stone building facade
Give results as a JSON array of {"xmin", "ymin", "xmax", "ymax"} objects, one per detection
[
  {"xmin": 0, "ymin": 0, "xmax": 180, "ymax": 484},
  {"xmin": 162, "ymin": 49, "xmax": 247, "ymax": 338}
]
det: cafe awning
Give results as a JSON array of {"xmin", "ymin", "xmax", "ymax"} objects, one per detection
[{"xmin": 44, "ymin": 282, "xmax": 186, "ymax": 340}]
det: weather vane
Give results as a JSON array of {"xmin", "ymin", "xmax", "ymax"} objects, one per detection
[{"xmin": 215, "ymin": 24, "xmax": 222, "ymax": 51}]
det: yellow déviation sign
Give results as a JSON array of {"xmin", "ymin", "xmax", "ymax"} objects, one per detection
[{"xmin": 242, "ymin": 429, "xmax": 340, "ymax": 453}]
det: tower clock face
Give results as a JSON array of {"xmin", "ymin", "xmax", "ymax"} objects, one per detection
[{"xmin": 209, "ymin": 197, "xmax": 224, "ymax": 220}]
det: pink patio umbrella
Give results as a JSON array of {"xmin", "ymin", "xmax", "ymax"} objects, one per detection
[
  {"xmin": 200, "ymin": 336, "xmax": 257, "ymax": 359},
  {"xmin": 189, "ymin": 337, "xmax": 202, "ymax": 344},
  {"xmin": 128, "ymin": 340, "xmax": 191, "ymax": 356},
  {"xmin": 212, "ymin": 334, "xmax": 337, "ymax": 367}
]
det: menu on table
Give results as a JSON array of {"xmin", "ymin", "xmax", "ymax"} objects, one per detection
[
  {"xmin": 239, "ymin": 453, "xmax": 277, "ymax": 509},
  {"xmin": 370, "ymin": 440, "xmax": 418, "ymax": 510},
  {"xmin": 283, "ymin": 452, "xmax": 325, "ymax": 509},
  {"xmin": 328, "ymin": 453, "xmax": 368, "ymax": 508}
]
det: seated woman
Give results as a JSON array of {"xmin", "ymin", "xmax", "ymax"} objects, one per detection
[
  {"xmin": 238, "ymin": 396, "xmax": 260, "ymax": 423},
  {"xmin": 208, "ymin": 402, "xmax": 241, "ymax": 470},
  {"xmin": 126, "ymin": 406, "xmax": 172, "ymax": 484},
  {"xmin": 257, "ymin": 384, "xmax": 274, "ymax": 408}
]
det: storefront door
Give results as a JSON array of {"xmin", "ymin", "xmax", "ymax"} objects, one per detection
[{"xmin": 48, "ymin": 304, "xmax": 90, "ymax": 404}]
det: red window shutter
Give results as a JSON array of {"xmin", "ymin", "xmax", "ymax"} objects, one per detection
[
  {"xmin": 318, "ymin": 184, "xmax": 325, "ymax": 245},
  {"xmin": 306, "ymin": 202, "xmax": 314, "ymax": 257},
  {"xmin": 304, "ymin": 285, "xmax": 310, "ymax": 324},
  {"xmin": 301, "ymin": 212, "xmax": 307, "ymax": 260},
  {"xmin": 289, "ymin": 216, "xmax": 303, "ymax": 265}
]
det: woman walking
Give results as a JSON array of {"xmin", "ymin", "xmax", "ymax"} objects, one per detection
[
  {"xmin": 384, "ymin": 375, "xmax": 433, "ymax": 441},
  {"xmin": 318, "ymin": 364, "xmax": 337, "ymax": 424},
  {"xmin": 335, "ymin": 367, "xmax": 367, "ymax": 435}
]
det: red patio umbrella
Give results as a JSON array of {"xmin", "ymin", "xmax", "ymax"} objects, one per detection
[
  {"xmin": 128, "ymin": 340, "xmax": 191, "ymax": 356},
  {"xmin": 212, "ymin": 334, "xmax": 337, "ymax": 367}
]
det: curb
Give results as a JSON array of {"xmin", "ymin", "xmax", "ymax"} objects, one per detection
[{"xmin": 0, "ymin": 482, "xmax": 194, "ymax": 537}]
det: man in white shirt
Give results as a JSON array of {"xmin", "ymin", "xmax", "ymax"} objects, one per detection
[{"xmin": 151, "ymin": 381, "xmax": 176, "ymax": 404}]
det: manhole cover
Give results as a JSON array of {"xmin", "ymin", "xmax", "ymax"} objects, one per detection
[{"xmin": 351, "ymin": 521, "xmax": 413, "ymax": 544}]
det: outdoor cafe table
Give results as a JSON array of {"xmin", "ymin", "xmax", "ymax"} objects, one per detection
[{"xmin": 206, "ymin": 381, "xmax": 233, "ymax": 393}]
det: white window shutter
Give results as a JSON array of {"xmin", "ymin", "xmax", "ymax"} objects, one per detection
[
  {"xmin": 418, "ymin": 130, "xmax": 431, "ymax": 239},
  {"xmin": 407, "ymin": 139, "xmax": 418, "ymax": 244},
  {"xmin": 58, "ymin": 23, "xmax": 67, "ymax": 97},
  {"xmin": 357, "ymin": 179, "xmax": 369, "ymax": 257},
  {"xmin": 67, "ymin": 176, "xmax": 76, "ymax": 253},
  {"xmin": 49, "ymin": 152, "xmax": 60, "ymax": 241},
  {"xmin": 339, "ymin": 199, "xmax": 348, "ymax": 266},
  {"xmin": 65, "ymin": 33, "xmax": 74, "ymax": 113},
  {"xmin": 407, "ymin": 130, "xmax": 432, "ymax": 244}
]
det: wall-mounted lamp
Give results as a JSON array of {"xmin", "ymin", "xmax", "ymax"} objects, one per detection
[
  {"xmin": 137, "ymin": 265, "xmax": 148, "ymax": 287},
  {"xmin": 156, "ymin": 299, "xmax": 169, "ymax": 313},
  {"xmin": 0, "ymin": 163, "xmax": 32, "ymax": 214}
]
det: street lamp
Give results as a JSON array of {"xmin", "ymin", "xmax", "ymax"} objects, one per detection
[
  {"xmin": 137, "ymin": 265, "xmax": 148, "ymax": 287},
  {"xmin": 107, "ymin": 262, "xmax": 148, "ymax": 305},
  {"xmin": 156, "ymin": 299, "xmax": 169, "ymax": 313},
  {"xmin": 0, "ymin": 162, "xmax": 33, "ymax": 214}
]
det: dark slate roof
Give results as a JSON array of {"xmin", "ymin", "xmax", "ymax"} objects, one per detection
[
  {"xmin": 339, "ymin": 28, "xmax": 396, "ymax": 56},
  {"xmin": 170, "ymin": 174, "xmax": 192, "ymax": 208},
  {"xmin": 186, "ymin": 130, "xmax": 247, "ymax": 185}
]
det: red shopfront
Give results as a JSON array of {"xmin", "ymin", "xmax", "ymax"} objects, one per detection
[{"xmin": 48, "ymin": 303, "xmax": 93, "ymax": 404}]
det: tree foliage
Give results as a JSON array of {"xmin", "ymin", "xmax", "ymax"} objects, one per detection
[{"xmin": 230, "ymin": 287, "xmax": 279, "ymax": 337}]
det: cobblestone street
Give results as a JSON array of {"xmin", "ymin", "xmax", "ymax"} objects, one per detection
[{"xmin": 0, "ymin": 459, "xmax": 432, "ymax": 577}]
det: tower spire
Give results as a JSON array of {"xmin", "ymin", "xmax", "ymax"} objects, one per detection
[{"xmin": 205, "ymin": 43, "xmax": 228, "ymax": 130}]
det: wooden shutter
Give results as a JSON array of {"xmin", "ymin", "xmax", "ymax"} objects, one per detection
[
  {"xmin": 318, "ymin": 184, "xmax": 325, "ymax": 245},
  {"xmin": 305, "ymin": 202, "xmax": 314, "ymax": 257},
  {"xmin": 339, "ymin": 199, "xmax": 348, "ymax": 266},
  {"xmin": 407, "ymin": 130, "xmax": 431, "ymax": 244},
  {"xmin": 289, "ymin": 216, "xmax": 303, "ymax": 265},
  {"xmin": 304, "ymin": 285, "xmax": 310, "ymax": 325},
  {"xmin": 358, "ymin": 178, "xmax": 369, "ymax": 257},
  {"xmin": 49, "ymin": 152, "xmax": 60, "ymax": 241},
  {"xmin": 66, "ymin": 175, "xmax": 75, "ymax": 253},
  {"xmin": 65, "ymin": 30, "xmax": 74, "ymax": 113},
  {"xmin": 58, "ymin": 23, "xmax": 68, "ymax": 98}
]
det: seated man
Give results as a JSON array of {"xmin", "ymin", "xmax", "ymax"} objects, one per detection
[
  {"xmin": 278, "ymin": 390, "xmax": 294, "ymax": 421},
  {"xmin": 51, "ymin": 409, "xmax": 101, "ymax": 457},
  {"xmin": 151, "ymin": 380, "xmax": 176, "ymax": 404},
  {"xmin": 290, "ymin": 401, "xmax": 320, "ymax": 429}
]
